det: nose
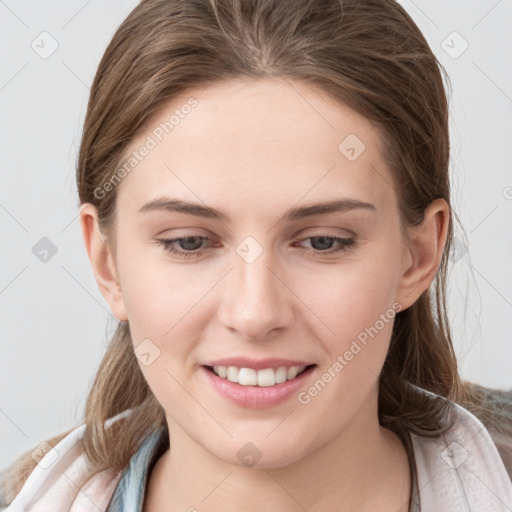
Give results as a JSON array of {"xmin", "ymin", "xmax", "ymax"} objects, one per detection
[{"xmin": 217, "ymin": 246, "xmax": 295, "ymax": 341}]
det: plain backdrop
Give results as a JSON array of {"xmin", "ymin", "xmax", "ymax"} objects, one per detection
[{"xmin": 1, "ymin": 0, "xmax": 511, "ymax": 470}]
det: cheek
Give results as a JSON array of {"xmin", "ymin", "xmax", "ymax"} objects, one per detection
[
  {"xmin": 116, "ymin": 245, "xmax": 188, "ymax": 327},
  {"xmin": 119, "ymin": 231, "xmax": 400, "ymax": 344},
  {"xmin": 302, "ymin": 255, "xmax": 398, "ymax": 329},
  {"xmin": 117, "ymin": 250, "xmax": 209, "ymax": 371},
  {"xmin": 298, "ymin": 254, "xmax": 399, "ymax": 378}
]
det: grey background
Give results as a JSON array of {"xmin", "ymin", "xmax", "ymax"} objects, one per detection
[{"xmin": 1, "ymin": 0, "xmax": 511, "ymax": 470}]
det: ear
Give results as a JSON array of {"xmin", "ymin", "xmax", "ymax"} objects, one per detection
[
  {"xmin": 395, "ymin": 198, "xmax": 450, "ymax": 311},
  {"xmin": 79, "ymin": 203, "xmax": 128, "ymax": 322}
]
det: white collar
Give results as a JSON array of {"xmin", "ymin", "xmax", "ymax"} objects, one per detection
[
  {"xmin": 5, "ymin": 390, "xmax": 512, "ymax": 511},
  {"xmin": 410, "ymin": 386, "xmax": 512, "ymax": 510}
]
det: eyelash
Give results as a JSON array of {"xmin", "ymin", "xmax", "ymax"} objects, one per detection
[{"xmin": 155, "ymin": 234, "xmax": 357, "ymax": 259}]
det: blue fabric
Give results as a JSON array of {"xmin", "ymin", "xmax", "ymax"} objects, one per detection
[{"xmin": 106, "ymin": 427, "xmax": 168, "ymax": 512}]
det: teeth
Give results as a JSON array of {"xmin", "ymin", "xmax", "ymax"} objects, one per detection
[{"xmin": 211, "ymin": 365, "xmax": 309, "ymax": 386}]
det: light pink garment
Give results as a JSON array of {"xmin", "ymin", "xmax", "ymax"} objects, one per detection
[
  {"xmin": 2, "ymin": 421, "xmax": 122, "ymax": 512},
  {"xmin": 410, "ymin": 396, "xmax": 512, "ymax": 510},
  {"xmin": 4, "ymin": 393, "xmax": 512, "ymax": 511}
]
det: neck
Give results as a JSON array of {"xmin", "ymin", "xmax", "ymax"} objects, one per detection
[{"xmin": 144, "ymin": 387, "xmax": 411, "ymax": 512}]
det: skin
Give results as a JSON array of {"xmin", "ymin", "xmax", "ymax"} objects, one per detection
[{"xmin": 80, "ymin": 77, "xmax": 449, "ymax": 511}]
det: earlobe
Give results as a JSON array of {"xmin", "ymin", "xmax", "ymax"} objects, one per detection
[
  {"xmin": 396, "ymin": 199, "xmax": 450, "ymax": 310},
  {"xmin": 79, "ymin": 203, "xmax": 128, "ymax": 322}
]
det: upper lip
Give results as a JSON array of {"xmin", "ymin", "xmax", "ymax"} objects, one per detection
[{"xmin": 202, "ymin": 357, "xmax": 316, "ymax": 371}]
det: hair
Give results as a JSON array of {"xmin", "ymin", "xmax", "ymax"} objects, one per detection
[{"xmin": 2, "ymin": 0, "xmax": 511, "ymax": 506}]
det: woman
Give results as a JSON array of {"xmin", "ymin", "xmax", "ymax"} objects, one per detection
[{"xmin": 2, "ymin": 0, "xmax": 512, "ymax": 510}]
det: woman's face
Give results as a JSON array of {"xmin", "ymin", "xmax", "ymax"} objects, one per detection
[{"xmin": 87, "ymin": 77, "xmax": 428, "ymax": 468}]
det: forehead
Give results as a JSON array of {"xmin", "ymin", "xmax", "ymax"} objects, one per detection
[{"xmin": 116, "ymin": 78, "xmax": 396, "ymax": 217}]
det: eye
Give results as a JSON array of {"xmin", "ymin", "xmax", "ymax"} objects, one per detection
[
  {"xmin": 155, "ymin": 233, "xmax": 357, "ymax": 259},
  {"xmin": 296, "ymin": 234, "xmax": 357, "ymax": 256},
  {"xmin": 156, "ymin": 236, "xmax": 212, "ymax": 259}
]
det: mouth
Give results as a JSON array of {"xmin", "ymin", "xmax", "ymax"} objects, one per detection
[
  {"xmin": 201, "ymin": 363, "xmax": 318, "ymax": 408},
  {"xmin": 202, "ymin": 363, "xmax": 317, "ymax": 387}
]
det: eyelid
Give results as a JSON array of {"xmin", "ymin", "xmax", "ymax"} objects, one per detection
[
  {"xmin": 155, "ymin": 231, "xmax": 358, "ymax": 260},
  {"xmin": 156, "ymin": 225, "xmax": 354, "ymax": 239},
  {"xmin": 297, "ymin": 226, "xmax": 355, "ymax": 237}
]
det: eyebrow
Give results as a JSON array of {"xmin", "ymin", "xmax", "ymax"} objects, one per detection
[{"xmin": 138, "ymin": 197, "xmax": 377, "ymax": 222}]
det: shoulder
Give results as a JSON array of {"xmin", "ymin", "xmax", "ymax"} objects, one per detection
[
  {"xmin": 0, "ymin": 418, "xmax": 126, "ymax": 511},
  {"xmin": 465, "ymin": 383, "xmax": 512, "ymax": 479},
  {"xmin": 1, "ymin": 424, "xmax": 82, "ymax": 509},
  {"xmin": 0, "ymin": 427, "xmax": 80, "ymax": 509},
  {"xmin": 409, "ymin": 383, "xmax": 512, "ymax": 510}
]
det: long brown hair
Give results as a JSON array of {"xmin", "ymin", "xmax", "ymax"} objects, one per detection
[{"xmin": 2, "ymin": 0, "xmax": 511, "ymax": 506}]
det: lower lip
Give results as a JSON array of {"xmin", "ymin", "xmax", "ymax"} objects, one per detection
[{"xmin": 201, "ymin": 365, "xmax": 317, "ymax": 408}]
